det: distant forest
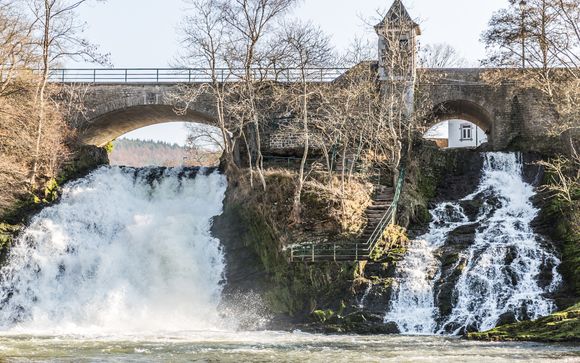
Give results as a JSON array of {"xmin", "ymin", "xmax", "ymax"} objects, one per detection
[{"xmin": 109, "ymin": 139, "xmax": 221, "ymax": 167}]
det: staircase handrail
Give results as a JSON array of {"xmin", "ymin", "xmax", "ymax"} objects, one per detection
[{"xmin": 363, "ymin": 165, "xmax": 406, "ymax": 255}]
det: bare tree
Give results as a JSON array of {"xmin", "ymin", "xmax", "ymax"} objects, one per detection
[
  {"xmin": 28, "ymin": 0, "xmax": 108, "ymax": 187},
  {"xmin": 0, "ymin": 1, "xmax": 36, "ymax": 97},
  {"xmin": 272, "ymin": 20, "xmax": 333, "ymax": 224},
  {"xmin": 176, "ymin": 0, "xmax": 298, "ymax": 188},
  {"xmin": 176, "ymin": 0, "xmax": 234, "ymax": 166},
  {"xmin": 419, "ymin": 43, "xmax": 467, "ymax": 68},
  {"xmin": 218, "ymin": 0, "xmax": 298, "ymax": 190}
]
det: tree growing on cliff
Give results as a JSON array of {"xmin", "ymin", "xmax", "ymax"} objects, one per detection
[
  {"xmin": 271, "ymin": 20, "xmax": 334, "ymax": 224},
  {"xmin": 28, "ymin": 0, "xmax": 109, "ymax": 187},
  {"xmin": 175, "ymin": 0, "xmax": 233, "ymax": 166}
]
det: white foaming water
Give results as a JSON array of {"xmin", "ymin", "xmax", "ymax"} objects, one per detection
[
  {"xmin": 384, "ymin": 203, "xmax": 469, "ymax": 333},
  {"xmin": 439, "ymin": 153, "xmax": 561, "ymax": 334},
  {"xmin": 0, "ymin": 166, "xmax": 228, "ymax": 335},
  {"xmin": 385, "ymin": 152, "xmax": 561, "ymax": 334}
]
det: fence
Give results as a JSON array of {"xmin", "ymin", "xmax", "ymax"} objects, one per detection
[{"xmin": 48, "ymin": 68, "xmax": 350, "ymax": 84}]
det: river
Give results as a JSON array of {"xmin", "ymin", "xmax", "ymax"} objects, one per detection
[{"xmin": 0, "ymin": 332, "xmax": 578, "ymax": 362}]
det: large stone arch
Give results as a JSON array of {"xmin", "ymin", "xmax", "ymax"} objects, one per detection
[
  {"xmin": 80, "ymin": 104, "xmax": 217, "ymax": 147},
  {"xmin": 428, "ymin": 99, "xmax": 494, "ymax": 140},
  {"xmin": 77, "ymin": 84, "xmax": 219, "ymax": 147}
]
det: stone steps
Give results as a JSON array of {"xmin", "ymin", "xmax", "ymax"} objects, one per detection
[{"xmin": 357, "ymin": 186, "xmax": 395, "ymax": 243}]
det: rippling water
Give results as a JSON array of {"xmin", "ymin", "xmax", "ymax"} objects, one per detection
[{"xmin": 0, "ymin": 332, "xmax": 578, "ymax": 362}]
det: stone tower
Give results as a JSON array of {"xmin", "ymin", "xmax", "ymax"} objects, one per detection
[{"xmin": 375, "ymin": 0, "xmax": 421, "ymax": 82}]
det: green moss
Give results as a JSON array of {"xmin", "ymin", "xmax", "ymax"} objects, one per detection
[
  {"xmin": 312, "ymin": 309, "xmax": 336, "ymax": 323},
  {"xmin": 103, "ymin": 141, "xmax": 114, "ymax": 154},
  {"xmin": 468, "ymin": 303, "xmax": 580, "ymax": 342},
  {"xmin": 540, "ymin": 172, "xmax": 580, "ymax": 298},
  {"xmin": 228, "ymin": 202, "xmax": 355, "ymax": 317},
  {"xmin": 0, "ymin": 223, "xmax": 20, "ymax": 265}
]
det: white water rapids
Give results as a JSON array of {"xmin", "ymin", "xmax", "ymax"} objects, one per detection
[
  {"xmin": 385, "ymin": 152, "xmax": 562, "ymax": 334},
  {"xmin": 0, "ymin": 166, "xmax": 228, "ymax": 335}
]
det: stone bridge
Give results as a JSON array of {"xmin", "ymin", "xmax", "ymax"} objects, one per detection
[
  {"xmin": 419, "ymin": 68, "xmax": 556, "ymax": 150},
  {"xmin": 56, "ymin": 67, "xmax": 558, "ymax": 151}
]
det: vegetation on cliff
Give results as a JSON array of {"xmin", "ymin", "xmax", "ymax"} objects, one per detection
[
  {"xmin": 222, "ymin": 168, "xmax": 372, "ymax": 316},
  {"xmin": 0, "ymin": 0, "xmax": 108, "ymax": 223}
]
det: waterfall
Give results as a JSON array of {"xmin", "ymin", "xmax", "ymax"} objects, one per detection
[
  {"xmin": 0, "ymin": 166, "xmax": 228, "ymax": 335},
  {"xmin": 384, "ymin": 203, "xmax": 469, "ymax": 333},
  {"xmin": 385, "ymin": 152, "xmax": 561, "ymax": 334}
]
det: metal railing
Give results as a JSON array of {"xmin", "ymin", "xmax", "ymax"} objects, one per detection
[
  {"xmin": 287, "ymin": 165, "xmax": 406, "ymax": 262},
  {"xmin": 48, "ymin": 67, "xmax": 350, "ymax": 84}
]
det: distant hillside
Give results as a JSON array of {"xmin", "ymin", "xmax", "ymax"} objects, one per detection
[{"xmin": 109, "ymin": 139, "xmax": 221, "ymax": 167}]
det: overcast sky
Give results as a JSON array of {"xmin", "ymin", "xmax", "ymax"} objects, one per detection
[{"xmin": 73, "ymin": 0, "xmax": 508, "ymax": 144}]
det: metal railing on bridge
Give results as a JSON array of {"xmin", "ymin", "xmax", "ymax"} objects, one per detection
[
  {"xmin": 287, "ymin": 165, "xmax": 406, "ymax": 263},
  {"xmin": 48, "ymin": 68, "xmax": 350, "ymax": 84}
]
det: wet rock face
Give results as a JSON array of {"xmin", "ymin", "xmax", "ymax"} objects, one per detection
[
  {"xmin": 521, "ymin": 153, "xmax": 544, "ymax": 187},
  {"xmin": 433, "ymin": 224, "xmax": 476, "ymax": 322},
  {"xmin": 210, "ymin": 203, "xmax": 270, "ymax": 300},
  {"xmin": 433, "ymin": 152, "xmax": 484, "ymax": 203}
]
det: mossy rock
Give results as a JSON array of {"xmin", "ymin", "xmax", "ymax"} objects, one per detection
[
  {"xmin": 468, "ymin": 303, "xmax": 580, "ymax": 342},
  {"xmin": 0, "ymin": 223, "xmax": 21, "ymax": 265}
]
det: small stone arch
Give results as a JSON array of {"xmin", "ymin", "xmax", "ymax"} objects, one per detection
[
  {"xmin": 79, "ymin": 104, "xmax": 217, "ymax": 147},
  {"xmin": 428, "ymin": 99, "xmax": 493, "ymax": 137}
]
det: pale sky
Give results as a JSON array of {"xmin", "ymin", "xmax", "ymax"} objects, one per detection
[{"xmin": 72, "ymin": 0, "xmax": 509, "ymax": 143}]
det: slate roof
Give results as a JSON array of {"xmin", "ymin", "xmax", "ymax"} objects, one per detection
[{"xmin": 375, "ymin": 0, "xmax": 421, "ymax": 35}]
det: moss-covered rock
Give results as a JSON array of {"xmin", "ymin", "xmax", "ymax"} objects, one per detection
[
  {"xmin": 0, "ymin": 223, "xmax": 20, "ymax": 265},
  {"xmin": 468, "ymin": 303, "xmax": 580, "ymax": 342}
]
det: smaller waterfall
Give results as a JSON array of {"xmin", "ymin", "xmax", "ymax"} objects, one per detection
[
  {"xmin": 438, "ymin": 153, "xmax": 561, "ymax": 334},
  {"xmin": 385, "ymin": 152, "xmax": 561, "ymax": 334}
]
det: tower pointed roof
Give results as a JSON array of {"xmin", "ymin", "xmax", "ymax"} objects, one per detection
[{"xmin": 375, "ymin": 0, "xmax": 421, "ymax": 35}]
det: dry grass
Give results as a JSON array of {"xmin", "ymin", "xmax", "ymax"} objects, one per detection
[{"xmin": 230, "ymin": 167, "xmax": 374, "ymax": 245}]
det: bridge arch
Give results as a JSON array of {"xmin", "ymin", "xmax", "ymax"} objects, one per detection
[
  {"xmin": 428, "ymin": 99, "xmax": 493, "ymax": 137},
  {"xmin": 79, "ymin": 91, "xmax": 218, "ymax": 147}
]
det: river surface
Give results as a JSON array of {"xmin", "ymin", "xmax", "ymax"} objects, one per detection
[{"xmin": 0, "ymin": 331, "xmax": 578, "ymax": 362}]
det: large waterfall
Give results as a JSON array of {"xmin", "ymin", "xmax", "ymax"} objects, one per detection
[
  {"xmin": 385, "ymin": 152, "xmax": 562, "ymax": 334},
  {"xmin": 0, "ymin": 167, "xmax": 228, "ymax": 334}
]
